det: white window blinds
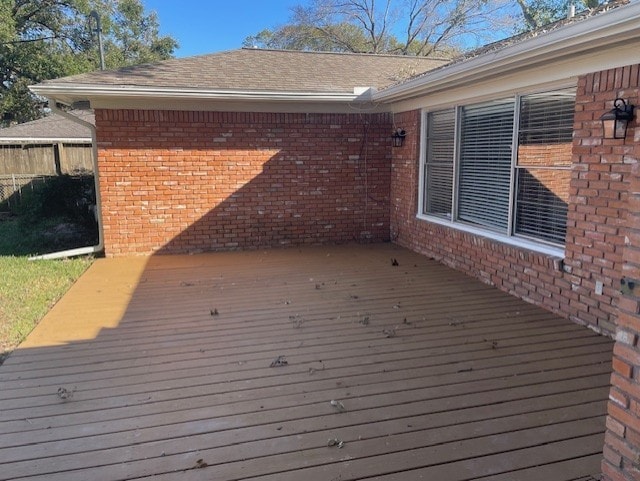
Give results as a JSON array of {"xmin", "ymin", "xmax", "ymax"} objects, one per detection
[
  {"xmin": 420, "ymin": 88, "xmax": 575, "ymax": 248},
  {"xmin": 458, "ymin": 99, "xmax": 515, "ymax": 232},
  {"xmin": 514, "ymin": 89, "xmax": 575, "ymax": 244},
  {"xmin": 424, "ymin": 109, "xmax": 455, "ymax": 218}
]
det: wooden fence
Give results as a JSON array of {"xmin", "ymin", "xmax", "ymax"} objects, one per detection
[{"xmin": 0, "ymin": 143, "xmax": 93, "ymax": 175}]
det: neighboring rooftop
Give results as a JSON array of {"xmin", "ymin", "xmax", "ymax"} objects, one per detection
[
  {"xmin": 0, "ymin": 111, "xmax": 93, "ymax": 142},
  {"xmin": 36, "ymin": 49, "xmax": 448, "ymax": 94}
]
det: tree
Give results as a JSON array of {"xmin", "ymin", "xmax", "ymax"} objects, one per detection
[
  {"xmin": 0, "ymin": 0, "xmax": 178, "ymax": 125},
  {"xmin": 92, "ymin": 0, "xmax": 178, "ymax": 67},
  {"xmin": 243, "ymin": 0, "xmax": 510, "ymax": 57},
  {"xmin": 244, "ymin": 23, "xmax": 372, "ymax": 53},
  {"xmin": 515, "ymin": 0, "xmax": 604, "ymax": 31}
]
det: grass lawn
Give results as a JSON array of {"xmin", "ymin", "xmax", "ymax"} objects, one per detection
[{"xmin": 0, "ymin": 216, "xmax": 93, "ymax": 362}]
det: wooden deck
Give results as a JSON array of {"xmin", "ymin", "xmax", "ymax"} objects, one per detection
[{"xmin": 0, "ymin": 244, "xmax": 612, "ymax": 480}]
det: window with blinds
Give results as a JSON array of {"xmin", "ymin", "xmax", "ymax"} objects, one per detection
[
  {"xmin": 515, "ymin": 89, "xmax": 574, "ymax": 244},
  {"xmin": 458, "ymin": 99, "xmax": 515, "ymax": 232},
  {"xmin": 424, "ymin": 109, "xmax": 455, "ymax": 218},
  {"xmin": 420, "ymin": 87, "xmax": 575, "ymax": 248}
]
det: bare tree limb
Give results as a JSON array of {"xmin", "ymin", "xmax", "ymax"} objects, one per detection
[
  {"xmin": 515, "ymin": 0, "xmax": 539, "ymax": 30},
  {"xmin": 265, "ymin": 0, "xmax": 514, "ymax": 56}
]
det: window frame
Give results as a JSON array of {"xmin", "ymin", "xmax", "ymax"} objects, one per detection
[
  {"xmin": 422, "ymin": 108, "xmax": 457, "ymax": 219},
  {"xmin": 417, "ymin": 87, "xmax": 575, "ymax": 258}
]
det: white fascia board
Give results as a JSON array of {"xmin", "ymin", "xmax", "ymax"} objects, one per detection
[
  {"xmin": 88, "ymin": 97, "xmax": 386, "ymax": 114},
  {"xmin": 374, "ymin": 2, "xmax": 640, "ymax": 103},
  {"xmin": 29, "ymin": 84, "xmax": 363, "ymax": 106}
]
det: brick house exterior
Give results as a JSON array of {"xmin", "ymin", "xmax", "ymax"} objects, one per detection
[
  {"xmin": 587, "ymin": 69, "xmax": 640, "ymax": 481},
  {"xmin": 96, "ymin": 110, "xmax": 392, "ymax": 255},
  {"xmin": 388, "ymin": 64, "xmax": 640, "ymax": 481},
  {"xmin": 30, "ymin": 3, "xmax": 640, "ymax": 479},
  {"xmin": 391, "ymin": 67, "xmax": 638, "ymax": 338}
]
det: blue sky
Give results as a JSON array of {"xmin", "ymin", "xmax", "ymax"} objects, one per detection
[{"xmin": 143, "ymin": 0, "xmax": 309, "ymax": 57}]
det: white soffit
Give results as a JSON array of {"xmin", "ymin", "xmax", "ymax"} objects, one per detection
[
  {"xmin": 29, "ymin": 85, "xmax": 369, "ymax": 109},
  {"xmin": 86, "ymin": 96, "xmax": 386, "ymax": 114}
]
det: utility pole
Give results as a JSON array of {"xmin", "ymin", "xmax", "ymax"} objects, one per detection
[{"xmin": 89, "ymin": 10, "xmax": 106, "ymax": 70}]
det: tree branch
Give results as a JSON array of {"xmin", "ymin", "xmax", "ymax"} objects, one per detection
[
  {"xmin": 0, "ymin": 35, "xmax": 60, "ymax": 45},
  {"xmin": 515, "ymin": 0, "xmax": 539, "ymax": 30}
]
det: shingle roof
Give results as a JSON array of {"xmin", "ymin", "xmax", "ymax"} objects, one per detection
[
  {"xmin": 440, "ymin": 0, "xmax": 629, "ymax": 68},
  {"xmin": 40, "ymin": 48, "xmax": 448, "ymax": 93},
  {"xmin": 0, "ymin": 111, "xmax": 93, "ymax": 141},
  {"xmin": 373, "ymin": 0, "xmax": 640, "ymax": 102}
]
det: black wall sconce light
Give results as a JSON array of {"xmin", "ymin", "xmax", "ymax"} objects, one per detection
[
  {"xmin": 600, "ymin": 98, "xmax": 635, "ymax": 139},
  {"xmin": 391, "ymin": 128, "xmax": 406, "ymax": 147}
]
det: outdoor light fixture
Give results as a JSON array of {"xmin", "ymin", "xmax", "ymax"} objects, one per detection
[
  {"xmin": 391, "ymin": 128, "xmax": 406, "ymax": 147},
  {"xmin": 600, "ymin": 98, "xmax": 635, "ymax": 139}
]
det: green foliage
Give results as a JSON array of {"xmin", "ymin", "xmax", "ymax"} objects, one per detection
[
  {"xmin": 98, "ymin": 0, "xmax": 178, "ymax": 66},
  {"xmin": 515, "ymin": 0, "xmax": 606, "ymax": 31},
  {"xmin": 0, "ymin": 214, "xmax": 93, "ymax": 256},
  {"xmin": 0, "ymin": 175, "xmax": 98, "ymax": 256},
  {"xmin": 21, "ymin": 173, "xmax": 93, "ymax": 216},
  {"xmin": 0, "ymin": 174, "xmax": 95, "ymax": 360},
  {"xmin": 0, "ymin": 1, "xmax": 13, "ymax": 42},
  {"xmin": 0, "ymin": 251, "xmax": 92, "ymax": 359},
  {"xmin": 0, "ymin": 0, "xmax": 178, "ymax": 124}
]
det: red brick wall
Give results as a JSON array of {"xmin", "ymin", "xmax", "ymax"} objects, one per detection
[
  {"xmin": 392, "ymin": 65, "xmax": 640, "ymax": 337},
  {"xmin": 599, "ymin": 71, "xmax": 640, "ymax": 480},
  {"xmin": 604, "ymin": 163, "xmax": 640, "ymax": 479},
  {"xmin": 565, "ymin": 67, "xmax": 639, "ymax": 336},
  {"xmin": 95, "ymin": 110, "xmax": 392, "ymax": 256}
]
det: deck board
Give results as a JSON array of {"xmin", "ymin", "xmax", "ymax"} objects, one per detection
[
  {"xmin": 0, "ymin": 244, "xmax": 612, "ymax": 480},
  {"xmin": 0, "ymin": 337, "xmax": 611, "ymax": 413}
]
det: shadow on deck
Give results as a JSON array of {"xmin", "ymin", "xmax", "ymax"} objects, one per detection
[{"xmin": 0, "ymin": 244, "xmax": 612, "ymax": 480}]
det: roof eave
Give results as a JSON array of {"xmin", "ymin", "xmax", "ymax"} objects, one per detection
[
  {"xmin": 29, "ymin": 84, "xmax": 368, "ymax": 106},
  {"xmin": 374, "ymin": 1, "xmax": 640, "ymax": 103}
]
